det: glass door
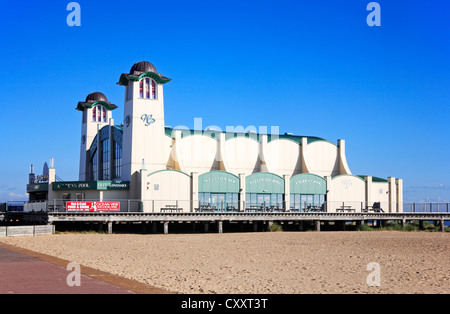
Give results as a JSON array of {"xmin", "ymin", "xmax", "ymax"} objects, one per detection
[
  {"xmin": 211, "ymin": 193, "xmax": 226, "ymax": 211},
  {"xmin": 217, "ymin": 194, "xmax": 225, "ymax": 211},
  {"xmin": 300, "ymin": 195, "xmax": 307, "ymax": 212},
  {"xmin": 264, "ymin": 195, "xmax": 270, "ymax": 209},
  {"xmin": 211, "ymin": 194, "xmax": 218, "ymax": 211}
]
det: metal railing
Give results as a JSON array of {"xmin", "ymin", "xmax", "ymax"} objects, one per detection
[{"xmin": 15, "ymin": 200, "xmax": 450, "ymax": 214}]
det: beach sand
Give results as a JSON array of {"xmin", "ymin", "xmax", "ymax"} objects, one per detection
[{"xmin": 1, "ymin": 231, "xmax": 449, "ymax": 294}]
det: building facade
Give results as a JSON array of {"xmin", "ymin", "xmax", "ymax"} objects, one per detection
[{"xmin": 28, "ymin": 61, "xmax": 403, "ymax": 213}]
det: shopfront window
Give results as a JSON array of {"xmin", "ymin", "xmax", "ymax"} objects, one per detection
[
  {"xmin": 198, "ymin": 192, "xmax": 238, "ymax": 211},
  {"xmin": 245, "ymin": 193, "xmax": 283, "ymax": 210},
  {"xmin": 290, "ymin": 194, "xmax": 325, "ymax": 212},
  {"xmin": 198, "ymin": 171, "xmax": 240, "ymax": 211}
]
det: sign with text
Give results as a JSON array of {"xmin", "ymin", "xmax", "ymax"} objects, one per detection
[
  {"xmin": 53, "ymin": 181, "xmax": 129, "ymax": 191},
  {"xmin": 66, "ymin": 202, "xmax": 120, "ymax": 212}
]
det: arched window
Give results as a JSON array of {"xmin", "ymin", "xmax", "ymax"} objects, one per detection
[
  {"xmin": 139, "ymin": 78, "xmax": 157, "ymax": 99},
  {"xmin": 92, "ymin": 105, "xmax": 107, "ymax": 122}
]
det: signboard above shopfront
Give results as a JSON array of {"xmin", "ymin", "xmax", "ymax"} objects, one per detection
[
  {"xmin": 53, "ymin": 181, "xmax": 130, "ymax": 191},
  {"xmin": 290, "ymin": 174, "xmax": 327, "ymax": 195}
]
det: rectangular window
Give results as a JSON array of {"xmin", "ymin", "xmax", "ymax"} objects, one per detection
[
  {"xmin": 139, "ymin": 80, "xmax": 144, "ymax": 98},
  {"xmin": 101, "ymin": 139, "xmax": 110, "ymax": 180},
  {"xmin": 251, "ymin": 194, "xmax": 257, "ymax": 207},
  {"xmin": 113, "ymin": 141, "xmax": 122, "ymax": 179},
  {"xmin": 306, "ymin": 195, "xmax": 313, "ymax": 206},
  {"xmin": 271, "ymin": 193, "xmax": 277, "ymax": 206},
  {"xmin": 295, "ymin": 194, "xmax": 301, "ymax": 210},
  {"xmin": 233, "ymin": 193, "xmax": 239, "ymax": 210},
  {"xmin": 300, "ymin": 195, "xmax": 307, "ymax": 211},
  {"xmin": 102, "ymin": 107, "xmax": 106, "ymax": 122},
  {"xmin": 218, "ymin": 194, "xmax": 225, "ymax": 210},
  {"xmin": 277, "ymin": 194, "xmax": 283, "ymax": 209},
  {"xmin": 151, "ymin": 79, "xmax": 156, "ymax": 99},
  {"xmin": 145, "ymin": 78, "xmax": 150, "ymax": 98}
]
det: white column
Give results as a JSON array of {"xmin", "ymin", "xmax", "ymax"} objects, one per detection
[
  {"xmin": 284, "ymin": 175, "xmax": 291, "ymax": 211},
  {"xmin": 365, "ymin": 176, "xmax": 372, "ymax": 209},
  {"xmin": 396, "ymin": 178, "xmax": 403, "ymax": 213},
  {"xmin": 239, "ymin": 173, "xmax": 246, "ymax": 211},
  {"xmin": 388, "ymin": 177, "xmax": 397, "ymax": 213},
  {"xmin": 140, "ymin": 169, "xmax": 148, "ymax": 212},
  {"xmin": 191, "ymin": 172, "xmax": 198, "ymax": 212}
]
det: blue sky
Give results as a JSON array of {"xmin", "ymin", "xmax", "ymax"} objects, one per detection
[{"xmin": 0, "ymin": 0, "xmax": 449, "ymax": 203}]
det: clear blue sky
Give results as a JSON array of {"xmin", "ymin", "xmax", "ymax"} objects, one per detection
[{"xmin": 0, "ymin": 0, "xmax": 449, "ymax": 203}]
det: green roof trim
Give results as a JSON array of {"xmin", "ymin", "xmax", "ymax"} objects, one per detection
[
  {"xmin": 147, "ymin": 169, "xmax": 191, "ymax": 178},
  {"xmin": 117, "ymin": 71, "xmax": 171, "ymax": 86},
  {"xmin": 357, "ymin": 175, "xmax": 389, "ymax": 183},
  {"xmin": 163, "ymin": 126, "xmax": 335, "ymax": 146},
  {"xmin": 332, "ymin": 174, "xmax": 366, "ymax": 182},
  {"xmin": 164, "ymin": 128, "xmax": 219, "ymax": 141},
  {"xmin": 76, "ymin": 100, "xmax": 118, "ymax": 111}
]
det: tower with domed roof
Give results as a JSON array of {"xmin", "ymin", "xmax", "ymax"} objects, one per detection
[
  {"xmin": 77, "ymin": 92, "xmax": 117, "ymax": 180},
  {"xmin": 117, "ymin": 61, "xmax": 171, "ymax": 196}
]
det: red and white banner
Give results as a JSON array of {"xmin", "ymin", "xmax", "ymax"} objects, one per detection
[{"xmin": 66, "ymin": 202, "xmax": 120, "ymax": 212}]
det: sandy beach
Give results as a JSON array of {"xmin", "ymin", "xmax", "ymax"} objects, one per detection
[{"xmin": 1, "ymin": 231, "xmax": 449, "ymax": 294}]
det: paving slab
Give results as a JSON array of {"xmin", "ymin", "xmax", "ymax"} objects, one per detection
[{"xmin": 0, "ymin": 243, "xmax": 172, "ymax": 294}]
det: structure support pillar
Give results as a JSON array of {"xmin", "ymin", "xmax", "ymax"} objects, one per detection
[
  {"xmin": 218, "ymin": 221, "xmax": 223, "ymax": 234},
  {"xmin": 107, "ymin": 221, "xmax": 113, "ymax": 234},
  {"xmin": 315, "ymin": 220, "xmax": 321, "ymax": 232},
  {"xmin": 163, "ymin": 222, "xmax": 169, "ymax": 235}
]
